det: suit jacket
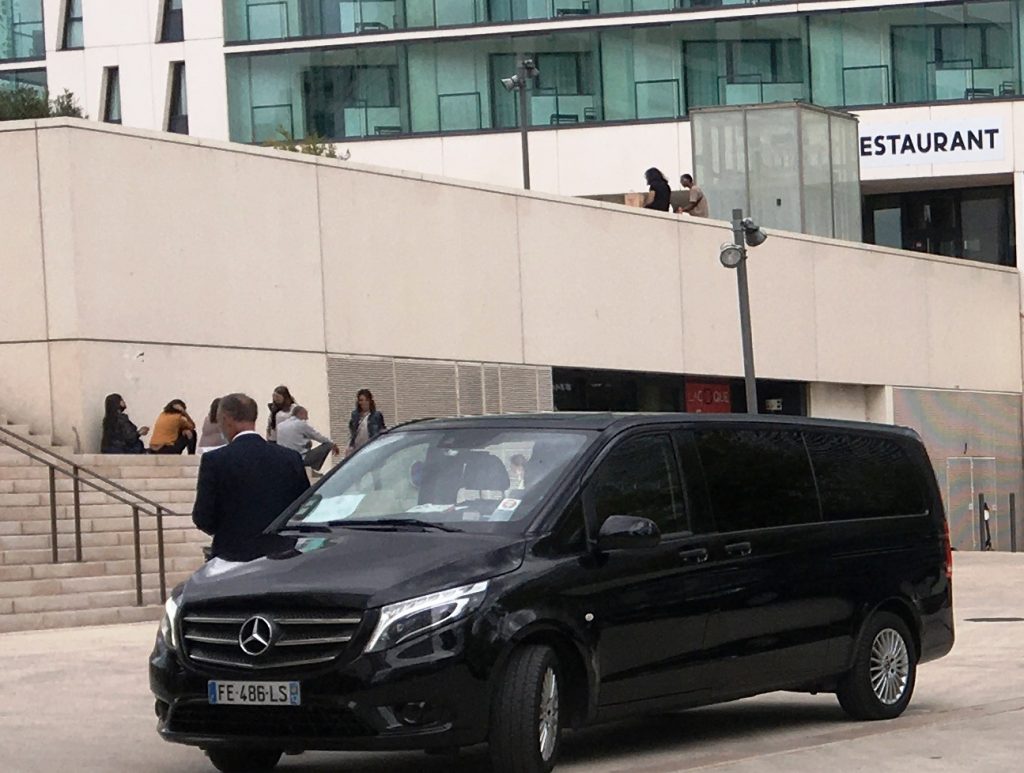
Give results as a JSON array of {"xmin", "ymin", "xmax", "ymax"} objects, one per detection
[{"xmin": 192, "ymin": 433, "xmax": 310, "ymax": 558}]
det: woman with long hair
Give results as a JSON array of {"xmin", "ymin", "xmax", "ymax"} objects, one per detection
[
  {"xmin": 197, "ymin": 397, "xmax": 225, "ymax": 454},
  {"xmin": 150, "ymin": 399, "xmax": 197, "ymax": 455},
  {"xmin": 643, "ymin": 167, "xmax": 671, "ymax": 212},
  {"xmin": 347, "ymin": 388, "xmax": 386, "ymax": 455},
  {"xmin": 267, "ymin": 385, "xmax": 297, "ymax": 442},
  {"xmin": 100, "ymin": 393, "xmax": 148, "ymax": 454}
]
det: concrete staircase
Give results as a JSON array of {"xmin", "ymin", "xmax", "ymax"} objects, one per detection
[{"xmin": 0, "ymin": 416, "xmax": 206, "ymax": 633}]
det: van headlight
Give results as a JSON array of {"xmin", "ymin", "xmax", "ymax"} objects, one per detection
[
  {"xmin": 159, "ymin": 595, "xmax": 180, "ymax": 649},
  {"xmin": 365, "ymin": 581, "xmax": 489, "ymax": 653}
]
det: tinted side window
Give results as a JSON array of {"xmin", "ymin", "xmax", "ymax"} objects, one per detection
[
  {"xmin": 695, "ymin": 429, "xmax": 820, "ymax": 531},
  {"xmin": 804, "ymin": 432, "xmax": 928, "ymax": 520},
  {"xmin": 591, "ymin": 434, "xmax": 687, "ymax": 535}
]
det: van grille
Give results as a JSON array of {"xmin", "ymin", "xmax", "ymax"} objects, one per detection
[{"xmin": 180, "ymin": 607, "xmax": 363, "ymax": 672}]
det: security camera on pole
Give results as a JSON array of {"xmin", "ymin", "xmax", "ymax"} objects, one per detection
[
  {"xmin": 718, "ymin": 209, "xmax": 768, "ymax": 414},
  {"xmin": 500, "ymin": 58, "xmax": 539, "ymax": 190}
]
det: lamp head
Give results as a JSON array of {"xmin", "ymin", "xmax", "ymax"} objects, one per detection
[
  {"xmin": 719, "ymin": 242, "xmax": 744, "ymax": 269},
  {"xmin": 521, "ymin": 58, "xmax": 539, "ymax": 78},
  {"xmin": 741, "ymin": 217, "xmax": 768, "ymax": 247},
  {"xmin": 500, "ymin": 76, "xmax": 519, "ymax": 92}
]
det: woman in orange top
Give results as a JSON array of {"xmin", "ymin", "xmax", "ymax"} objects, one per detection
[{"xmin": 150, "ymin": 399, "xmax": 197, "ymax": 455}]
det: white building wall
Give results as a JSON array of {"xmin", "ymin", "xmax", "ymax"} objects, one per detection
[{"xmin": 2, "ymin": 120, "xmax": 1021, "ymax": 449}]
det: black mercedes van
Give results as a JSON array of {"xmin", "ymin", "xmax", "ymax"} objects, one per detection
[{"xmin": 150, "ymin": 414, "xmax": 954, "ymax": 773}]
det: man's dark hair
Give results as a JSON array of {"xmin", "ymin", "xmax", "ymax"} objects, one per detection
[
  {"xmin": 219, "ymin": 393, "xmax": 258, "ymax": 423},
  {"xmin": 164, "ymin": 399, "xmax": 187, "ymax": 414},
  {"xmin": 681, "ymin": 173, "xmax": 694, "ymax": 184}
]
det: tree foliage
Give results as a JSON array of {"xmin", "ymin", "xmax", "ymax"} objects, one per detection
[{"xmin": 0, "ymin": 87, "xmax": 86, "ymax": 121}]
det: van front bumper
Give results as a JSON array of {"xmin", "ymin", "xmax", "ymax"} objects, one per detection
[{"xmin": 149, "ymin": 631, "xmax": 492, "ymax": 752}]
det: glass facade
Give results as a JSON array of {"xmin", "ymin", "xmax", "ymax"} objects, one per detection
[
  {"xmin": 223, "ymin": 0, "xmax": 798, "ymax": 42},
  {"xmin": 0, "ymin": 0, "xmax": 44, "ymax": 60},
  {"xmin": 227, "ymin": 1, "xmax": 1023, "ymax": 143}
]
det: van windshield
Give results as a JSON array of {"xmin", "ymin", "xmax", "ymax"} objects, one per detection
[{"xmin": 285, "ymin": 428, "xmax": 593, "ymax": 533}]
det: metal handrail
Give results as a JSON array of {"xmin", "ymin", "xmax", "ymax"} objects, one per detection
[{"xmin": 0, "ymin": 425, "xmax": 180, "ymax": 606}]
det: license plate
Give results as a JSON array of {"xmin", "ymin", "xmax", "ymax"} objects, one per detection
[{"xmin": 208, "ymin": 681, "xmax": 301, "ymax": 706}]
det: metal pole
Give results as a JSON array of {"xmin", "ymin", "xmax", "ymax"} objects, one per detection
[
  {"xmin": 518, "ymin": 69, "xmax": 531, "ymax": 190},
  {"xmin": 978, "ymin": 493, "xmax": 988, "ymax": 551},
  {"xmin": 156, "ymin": 507, "xmax": 167, "ymax": 604},
  {"xmin": 132, "ymin": 506, "xmax": 143, "ymax": 607},
  {"xmin": 733, "ymin": 208, "xmax": 758, "ymax": 414},
  {"xmin": 48, "ymin": 465, "xmax": 58, "ymax": 563},
  {"xmin": 1010, "ymin": 493, "xmax": 1017, "ymax": 553},
  {"xmin": 72, "ymin": 465, "xmax": 82, "ymax": 562}
]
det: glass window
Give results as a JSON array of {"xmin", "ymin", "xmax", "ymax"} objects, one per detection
[
  {"xmin": 168, "ymin": 61, "xmax": 189, "ymax": 134},
  {"xmin": 0, "ymin": 67, "xmax": 46, "ymax": 95},
  {"xmin": 161, "ymin": 0, "xmax": 184, "ymax": 43},
  {"xmin": 103, "ymin": 67, "xmax": 121, "ymax": 124},
  {"xmin": 803, "ymin": 432, "xmax": 928, "ymax": 520},
  {"xmin": 287, "ymin": 429, "xmax": 591, "ymax": 532},
  {"xmin": 63, "ymin": 0, "xmax": 84, "ymax": 49},
  {"xmin": 695, "ymin": 429, "xmax": 820, "ymax": 532},
  {"xmin": 589, "ymin": 434, "xmax": 687, "ymax": 536},
  {"xmin": 1, "ymin": 0, "xmax": 45, "ymax": 60}
]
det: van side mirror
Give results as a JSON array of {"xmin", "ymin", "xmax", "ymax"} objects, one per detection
[{"xmin": 596, "ymin": 515, "xmax": 661, "ymax": 552}]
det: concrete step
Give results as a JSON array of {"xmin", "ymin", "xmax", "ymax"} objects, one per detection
[
  {"xmin": 0, "ymin": 477, "xmax": 197, "ymax": 495},
  {"xmin": 0, "ymin": 555, "xmax": 201, "ymax": 582},
  {"xmin": 0, "ymin": 527, "xmax": 209, "ymax": 552},
  {"xmin": 1, "ymin": 503, "xmax": 192, "ymax": 521},
  {"xmin": 0, "ymin": 488, "xmax": 196, "ymax": 507},
  {"xmin": 1, "ymin": 540, "xmax": 204, "ymax": 566},
  {"xmin": 0, "ymin": 514, "xmax": 196, "ymax": 536},
  {"xmin": 3, "ymin": 587, "xmax": 165, "ymax": 615},
  {"xmin": 0, "ymin": 569, "xmax": 194, "ymax": 600},
  {"xmin": 0, "ymin": 603, "xmax": 163, "ymax": 633}
]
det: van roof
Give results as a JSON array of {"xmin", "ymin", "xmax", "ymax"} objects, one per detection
[{"xmin": 395, "ymin": 412, "xmax": 922, "ymax": 439}]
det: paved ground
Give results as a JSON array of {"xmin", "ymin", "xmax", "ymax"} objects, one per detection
[{"xmin": 0, "ymin": 552, "xmax": 1021, "ymax": 773}]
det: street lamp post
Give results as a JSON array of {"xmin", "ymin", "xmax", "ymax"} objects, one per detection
[
  {"xmin": 719, "ymin": 208, "xmax": 768, "ymax": 414},
  {"xmin": 500, "ymin": 58, "xmax": 539, "ymax": 190}
]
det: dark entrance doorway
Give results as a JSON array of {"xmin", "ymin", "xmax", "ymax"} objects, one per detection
[
  {"xmin": 863, "ymin": 185, "xmax": 1015, "ymax": 266},
  {"xmin": 551, "ymin": 368, "xmax": 807, "ymax": 416}
]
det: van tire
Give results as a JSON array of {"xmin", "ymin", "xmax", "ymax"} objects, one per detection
[
  {"xmin": 489, "ymin": 645, "xmax": 562, "ymax": 773},
  {"xmin": 837, "ymin": 611, "xmax": 917, "ymax": 721},
  {"xmin": 206, "ymin": 747, "xmax": 282, "ymax": 772}
]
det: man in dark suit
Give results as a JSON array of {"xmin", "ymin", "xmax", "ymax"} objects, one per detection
[{"xmin": 192, "ymin": 393, "xmax": 310, "ymax": 559}]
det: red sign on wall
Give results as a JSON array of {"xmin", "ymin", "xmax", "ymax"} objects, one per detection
[{"xmin": 685, "ymin": 380, "xmax": 732, "ymax": 414}]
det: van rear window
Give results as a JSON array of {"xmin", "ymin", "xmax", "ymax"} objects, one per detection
[{"xmin": 803, "ymin": 433, "xmax": 928, "ymax": 520}]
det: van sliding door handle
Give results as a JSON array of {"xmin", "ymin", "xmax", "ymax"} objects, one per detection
[
  {"xmin": 725, "ymin": 541, "xmax": 752, "ymax": 557},
  {"xmin": 678, "ymin": 547, "xmax": 709, "ymax": 564}
]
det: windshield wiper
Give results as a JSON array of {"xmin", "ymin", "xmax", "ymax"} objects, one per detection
[
  {"xmin": 324, "ymin": 518, "xmax": 464, "ymax": 533},
  {"xmin": 278, "ymin": 522, "xmax": 332, "ymax": 534}
]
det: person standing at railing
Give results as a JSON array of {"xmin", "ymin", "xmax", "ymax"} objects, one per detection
[
  {"xmin": 642, "ymin": 167, "xmax": 672, "ymax": 212},
  {"xmin": 192, "ymin": 393, "xmax": 310, "ymax": 559},
  {"xmin": 100, "ymin": 393, "xmax": 149, "ymax": 454},
  {"xmin": 150, "ymin": 399, "xmax": 197, "ymax": 455}
]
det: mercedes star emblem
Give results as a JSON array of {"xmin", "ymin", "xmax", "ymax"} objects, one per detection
[{"xmin": 238, "ymin": 615, "xmax": 274, "ymax": 656}]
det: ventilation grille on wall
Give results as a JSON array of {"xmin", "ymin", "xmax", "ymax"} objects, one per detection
[{"xmin": 328, "ymin": 356, "xmax": 554, "ymax": 442}]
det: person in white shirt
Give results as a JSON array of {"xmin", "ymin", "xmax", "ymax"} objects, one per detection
[{"xmin": 275, "ymin": 406, "xmax": 339, "ymax": 472}]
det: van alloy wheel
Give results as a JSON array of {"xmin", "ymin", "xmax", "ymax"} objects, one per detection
[
  {"xmin": 870, "ymin": 628, "xmax": 910, "ymax": 705},
  {"xmin": 538, "ymin": 666, "xmax": 560, "ymax": 762},
  {"xmin": 836, "ymin": 611, "xmax": 917, "ymax": 721},
  {"xmin": 490, "ymin": 644, "xmax": 562, "ymax": 773}
]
